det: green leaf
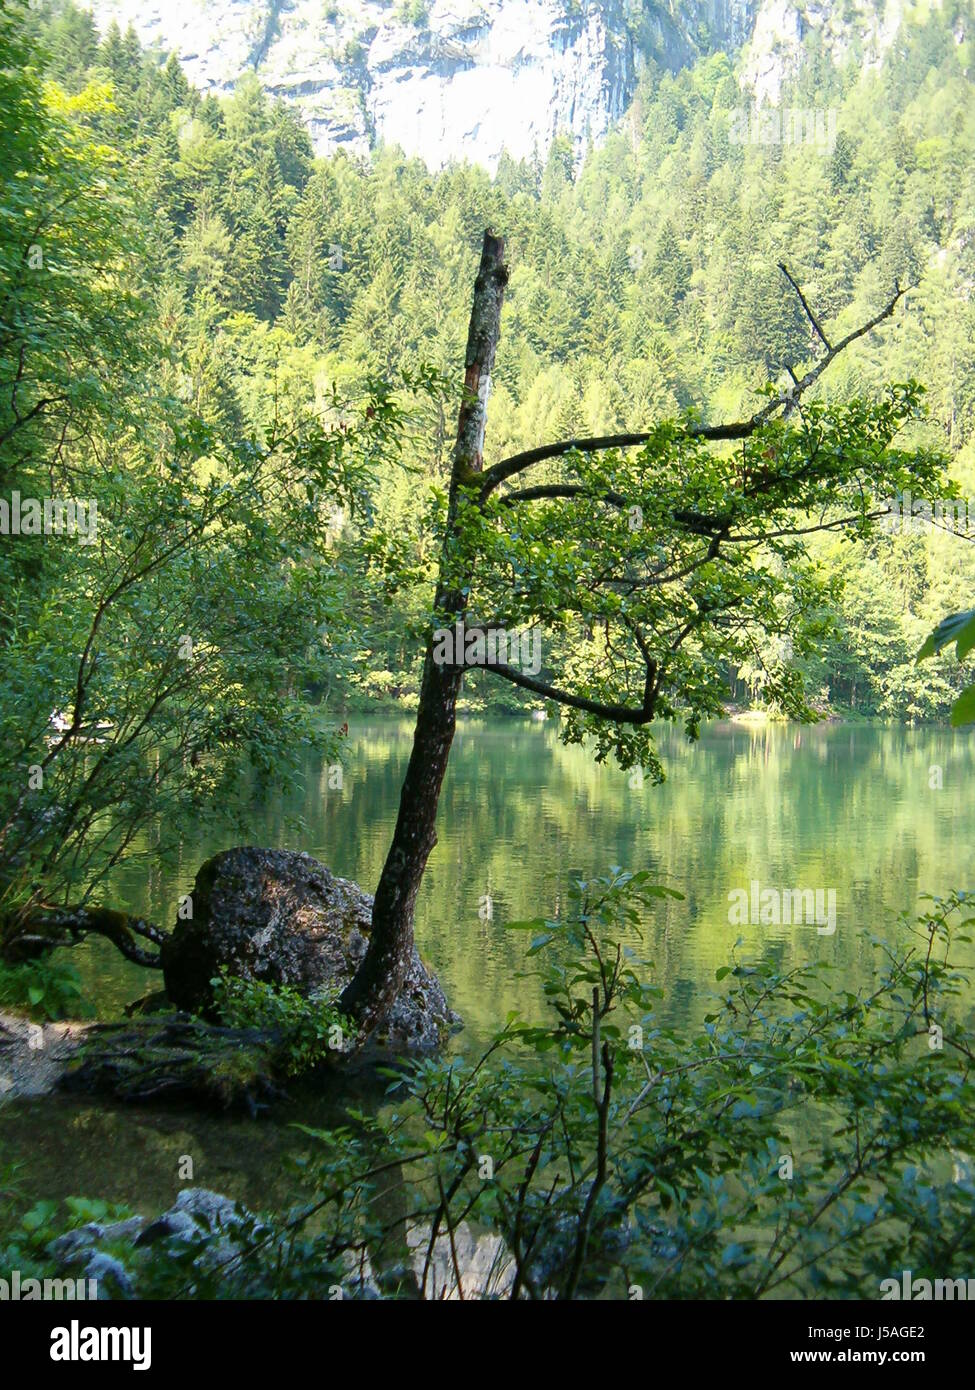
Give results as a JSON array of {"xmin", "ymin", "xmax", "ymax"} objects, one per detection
[
  {"xmin": 950, "ymin": 684, "xmax": 975, "ymax": 727},
  {"xmin": 527, "ymin": 932, "xmax": 556, "ymax": 954},
  {"xmin": 916, "ymin": 610, "xmax": 975, "ymax": 663},
  {"xmin": 504, "ymin": 917, "xmax": 551, "ymax": 932}
]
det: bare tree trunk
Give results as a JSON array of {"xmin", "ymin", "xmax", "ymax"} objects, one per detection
[{"xmin": 339, "ymin": 231, "xmax": 507, "ymax": 1037}]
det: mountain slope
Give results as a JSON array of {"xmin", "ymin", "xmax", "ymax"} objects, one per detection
[{"xmin": 84, "ymin": 0, "xmax": 940, "ymax": 169}]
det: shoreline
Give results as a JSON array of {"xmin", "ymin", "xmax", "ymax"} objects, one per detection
[{"xmin": 0, "ymin": 1011, "xmax": 89, "ymax": 1101}]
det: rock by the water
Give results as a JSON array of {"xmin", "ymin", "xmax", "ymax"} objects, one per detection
[
  {"xmin": 161, "ymin": 847, "xmax": 457, "ymax": 1051},
  {"xmin": 50, "ymin": 1215, "xmax": 145, "ymax": 1297},
  {"xmin": 0, "ymin": 1012, "xmax": 89, "ymax": 1100},
  {"xmin": 49, "ymin": 1189, "xmax": 258, "ymax": 1295},
  {"xmin": 135, "ymin": 1187, "xmax": 261, "ymax": 1253},
  {"xmin": 49, "ymin": 1186, "xmax": 516, "ymax": 1299}
]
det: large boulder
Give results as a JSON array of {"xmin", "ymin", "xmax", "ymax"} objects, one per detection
[{"xmin": 160, "ymin": 847, "xmax": 457, "ymax": 1051}]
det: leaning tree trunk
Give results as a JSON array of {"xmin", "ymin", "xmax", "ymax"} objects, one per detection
[{"xmin": 339, "ymin": 231, "xmax": 507, "ymax": 1037}]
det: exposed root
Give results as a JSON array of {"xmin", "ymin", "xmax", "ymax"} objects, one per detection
[
  {"xmin": 61, "ymin": 1013, "xmax": 290, "ymax": 1115},
  {"xmin": 2, "ymin": 904, "xmax": 165, "ymax": 969}
]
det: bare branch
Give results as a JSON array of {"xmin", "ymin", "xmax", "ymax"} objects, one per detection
[
  {"xmin": 477, "ymin": 280, "xmax": 908, "ymax": 501},
  {"xmin": 5, "ymin": 904, "xmax": 165, "ymax": 968},
  {"xmin": 496, "ymin": 483, "xmax": 627, "ymax": 508},
  {"xmin": 778, "ymin": 262, "xmax": 831, "ymax": 350},
  {"xmin": 469, "ymin": 660, "xmax": 656, "ymax": 725}
]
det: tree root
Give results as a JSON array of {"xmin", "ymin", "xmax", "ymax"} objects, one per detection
[
  {"xmin": 1, "ymin": 904, "xmax": 165, "ymax": 969},
  {"xmin": 60, "ymin": 1013, "xmax": 290, "ymax": 1115}
]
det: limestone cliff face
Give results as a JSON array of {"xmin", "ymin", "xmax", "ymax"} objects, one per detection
[
  {"xmin": 84, "ymin": 0, "xmax": 932, "ymax": 169},
  {"xmin": 739, "ymin": 0, "xmax": 913, "ymax": 106},
  {"xmin": 85, "ymin": 0, "xmax": 756, "ymax": 167}
]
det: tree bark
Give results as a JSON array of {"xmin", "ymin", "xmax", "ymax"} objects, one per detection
[
  {"xmin": 339, "ymin": 230, "xmax": 507, "ymax": 1037},
  {"xmin": 1, "ymin": 904, "xmax": 164, "ymax": 969}
]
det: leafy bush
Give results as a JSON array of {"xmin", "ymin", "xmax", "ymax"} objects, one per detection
[
  {"xmin": 0, "ymin": 1193, "xmax": 137, "ymax": 1294},
  {"xmin": 0, "ymin": 958, "xmax": 89, "ymax": 1021},
  {"xmin": 211, "ymin": 972, "xmax": 352, "ymax": 1076},
  {"xmin": 21, "ymin": 874, "xmax": 973, "ymax": 1300}
]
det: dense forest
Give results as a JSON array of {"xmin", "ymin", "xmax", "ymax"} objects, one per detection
[{"xmin": 9, "ymin": 0, "xmax": 975, "ymax": 723}]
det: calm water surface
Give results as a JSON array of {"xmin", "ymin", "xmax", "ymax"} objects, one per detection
[{"xmin": 3, "ymin": 718, "xmax": 974, "ymax": 1216}]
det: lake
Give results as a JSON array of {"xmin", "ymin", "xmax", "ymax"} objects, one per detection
[{"xmin": 3, "ymin": 717, "xmax": 974, "ymax": 1216}]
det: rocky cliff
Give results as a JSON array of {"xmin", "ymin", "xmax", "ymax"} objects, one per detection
[{"xmin": 85, "ymin": 0, "xmax": 927, "ymax": 169}]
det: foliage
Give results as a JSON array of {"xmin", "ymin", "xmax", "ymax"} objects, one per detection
[
  {"xmin": 212, "ymin": 970, "xmax": 352, "ymax": 1076},
  {"xmin": 0, "ymin": 957, "xmax": 89, "ymax": 1021},
  {"xmin": 917, "ymin": 608, "xmax": 975, "ymax": 725},
  {"xmin": 14, "ymin": 873, "xmax": 975, "ymax": 1299},
  {"xmin": 0, "ymin": 3, "xmax": 436, "ymax": 961},
  {"xmin": 0, "ymin": 0, "xmax": 971, "ymax": 1304},
  {"xmin": 9, "ymin": 0, "xmax": 975, "ymax": 733},
  {"xmin": 463, "ymin": 384, "xmax": 949, "ymax": 777},
  {"xmin": 0, "ymin": 1193, "xmax": 136, "ymax": 1294}
]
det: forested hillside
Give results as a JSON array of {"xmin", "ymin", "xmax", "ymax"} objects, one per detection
[
  {"xmin": 8, "ymin": 1, "xmax": 975, "ymax": 1322},
  {"xmin": 14, "ymin": 0, "xmax": 975, "ymax": 718}
]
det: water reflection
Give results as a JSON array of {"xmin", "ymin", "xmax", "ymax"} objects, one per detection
[
  {"xmin": 3, "ymin": 717, "xmax": 974, "ymax": 1214},
  {"xmin": 90, "ymin": 717, "xmax": 975, "ymax": 1045}
]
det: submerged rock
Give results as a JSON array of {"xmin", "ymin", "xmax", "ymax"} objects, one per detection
[{"xmin": 161, "ymin": 846, "xmax": 457, "ymax": 1051}]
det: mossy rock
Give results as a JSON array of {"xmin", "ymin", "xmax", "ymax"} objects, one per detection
[{"xmin": 161, "ymin": 847, "xmax": 458, "ymax": 1052}]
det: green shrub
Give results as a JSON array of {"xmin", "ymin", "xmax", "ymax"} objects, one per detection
[
  {"xmin": 0, "ymin": 957, "xmax": 89, "ymax": 1021},
  {"xmin": 11, "ymin": 878, "xmax": 975, "ymax": 1300},
  {"xmin": 211, "ymin": 972, "xmax": 352, "ymax": 1076}
]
